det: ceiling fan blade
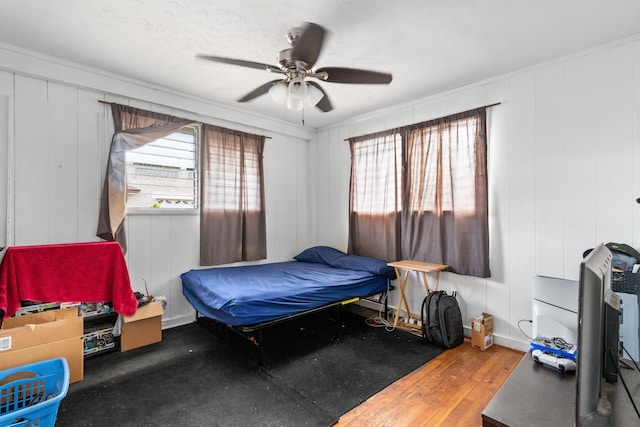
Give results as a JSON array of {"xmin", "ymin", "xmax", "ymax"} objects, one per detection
[
  {"xmin": 316, "ymin": 67, "xmax": 393, "ymax": 84},
  {"xmin": 307, "ymin": 81, "xmax": 333, "ymax": 112},
  {"xmin": 196, "ymin": 55, "xmax": 282, "ymax": 73},
  {"xmin": 290, "ymin": 22, "xmax": 326, "ymax": 68},
  {"xmin": 237, "ymin": 79, "xmax": 283, "ymax": 102}
]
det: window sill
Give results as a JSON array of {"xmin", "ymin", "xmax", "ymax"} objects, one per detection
[{"xmin": 127, "ymin": 208, "xmax": 198, "ymax": 216}]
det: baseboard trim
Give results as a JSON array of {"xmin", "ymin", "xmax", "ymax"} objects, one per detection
[
  {"xmin": 463, "ymin": 325, "xmax": 530, "ymax": 352},
  {"xmin": 161, "ymin": 313, "xmax": 196, "ymax": 330}
]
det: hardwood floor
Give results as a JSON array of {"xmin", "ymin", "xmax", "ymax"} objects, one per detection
[{"xmin": 335, "ymin": 338, "xmax": 525, "ymax": 427}]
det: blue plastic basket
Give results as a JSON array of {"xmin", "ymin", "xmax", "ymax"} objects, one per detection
[{"xmin": 0, "ymin": 358, "xmax": 69, "ymax": 427}]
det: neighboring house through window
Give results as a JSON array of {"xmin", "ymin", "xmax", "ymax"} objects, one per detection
[{"xmin": 126, "ymin": 126, "xmax": 198, "ymax": 210}]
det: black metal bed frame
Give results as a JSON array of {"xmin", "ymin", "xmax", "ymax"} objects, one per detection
[{"xmin": 196, "ymin": 289, "xmax": 390, "ymax": 365}]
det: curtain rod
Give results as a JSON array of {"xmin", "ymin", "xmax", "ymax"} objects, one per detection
[
  {"xmin": 97, "ymin": 100, "xmax": 272, "ymax": 139},
  {"xmin": 480, "ymin": 102, "xmax": 501, "ymax": 109},
  {"xmin": 343, "ymin": 102, "xmax": 501, "ymax": 141}
]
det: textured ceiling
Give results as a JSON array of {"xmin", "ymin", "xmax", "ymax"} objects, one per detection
[{"xmin": 0, "ymin": 1, "xmax": 639, "ymax": 128}]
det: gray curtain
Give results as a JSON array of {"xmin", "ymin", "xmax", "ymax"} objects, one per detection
[
  {"xmin": 96, "ymin": 104, "xmax": 193, "ymax": 253},
  {"xmin": 199, "ymin": 124, "xmax": 266, "ymax": 266},
  {"xmin": 348, "ymin": 107, "xmax": 490, "ymax": 278},
  {"xmin": 402, "ymin": 108, "xmax": 489, "ymax": 277}
]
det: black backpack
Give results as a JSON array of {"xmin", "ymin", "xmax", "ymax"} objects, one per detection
[{"xmin": 421, "ymin": 290, "xmax": 464, "ymax": 348}]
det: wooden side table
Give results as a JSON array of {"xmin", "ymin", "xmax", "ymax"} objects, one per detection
[{"xmin": 387, "ymin": 260, "xmax": 448, "ymax": 332}]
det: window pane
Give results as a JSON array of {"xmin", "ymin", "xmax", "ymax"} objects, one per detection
[
  {"xmin": 126, "ymin": 126, "xmax": 198, "ymax": 210},
  {"xmin": 448, "ymin": 118, "xmax": 477, "ymax": 212},
  {"xmin": 408, "ymin": 116, "xmax": 477, "ymax": 213},
  {"xmin": 204, "ymin": 143, "xmax": 261, "ymax": 212},
  {"xmin": 352, "ymin": 133, "xmax": 402, "ymax": 214}
]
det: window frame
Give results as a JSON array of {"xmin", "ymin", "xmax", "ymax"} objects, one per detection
[
  {"xmin": 406, "ymin": 115, "xmax": 479, "ymax": 214},
  {"xmin": 350, "ymin": 117, "xmax": 480, "ymax": 217},
  {"xmin": 351, "ymin": 132, "xmax": 403, "ymax": 215},
  {"xmin": 125, "ymin": 124, "xmax": 200, "ymax": 215}
]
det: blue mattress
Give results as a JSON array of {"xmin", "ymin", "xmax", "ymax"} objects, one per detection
[{"xmin": 181, "ymin": 259, "xmax": 392, "ymax": 326}]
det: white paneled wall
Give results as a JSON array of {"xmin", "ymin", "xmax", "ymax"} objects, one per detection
[
  {"xmin": 1, "ymin": 48, "xmax": 316, "ymax": 329},
  {"xmin": 505, "ymin": 72, "xmax": 537, "ymax": 343},
  {"xmin": 316, "ymin": 37, "xmax": 640, "ymax": 350},
  {"xmin": 1, "ymin": 35, "xmax": 639, "ymax": 348},
  {"xmin": 315, "ymin": 126, "xmax": 351, "ymax": 250},
  {"xmin": 563, "ymin": 55, "xmax": 597, "ymax": 278},
  {"xmin": 0, "ymin": 71, "xmax": 11, "ymax": 250}
]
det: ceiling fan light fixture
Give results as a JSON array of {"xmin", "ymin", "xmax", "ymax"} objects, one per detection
[
  {"xmin": 305, "ymin": 84, "xmax": 324, "ymax": 107},
  {"xmin": 286, "ymin": 95, "xmax": 304, "ymax": 111},
  {"xmin": 268, "ymin": 81, "xmax": 288, "ymax": 106},
  {"xmin": 288, "ymin": 76, "xmax": 307, "ymax": 100}
]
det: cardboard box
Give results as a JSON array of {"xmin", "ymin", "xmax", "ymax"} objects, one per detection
[
  {"xmin": 0, "ymin": 308, "xmax": 84, "ymax": 383},
  {"xmin": 120, "ymin": 301, "xmax": 163, "ymax": 352},
  {"xmin": 471, "ymin": 312, "xmax": 494, "ymax": 351}
]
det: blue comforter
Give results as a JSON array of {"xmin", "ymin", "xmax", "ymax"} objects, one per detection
[{"xmin": 181, "ymin": 260, "xmax": 390, "ymax": 326}]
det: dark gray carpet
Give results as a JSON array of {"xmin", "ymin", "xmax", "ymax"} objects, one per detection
[{"xmin": 56, "ymin": 308, "xmax": 445, "ymax": 426}]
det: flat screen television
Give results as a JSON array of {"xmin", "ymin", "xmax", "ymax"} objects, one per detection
[{"xmin": 576, "ymin": 243, "xmax": 621, "ymax": 426}]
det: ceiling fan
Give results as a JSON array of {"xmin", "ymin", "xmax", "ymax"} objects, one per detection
[{"xmin": 197, "ymin": 22, "xmax": 392, "ymax": 113}]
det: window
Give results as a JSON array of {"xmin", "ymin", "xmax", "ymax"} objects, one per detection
[
  {"xmin": 407, "ymin": 116, "xmax": 478, "ymax": 213},
  {"xmin": 125, "ymin": 125, "xmax": 198, "ymax": 210},
  {"xmin": 203, "ymin": 135, "xmax": 261, "ymax": 212},
  {"xmin": 348, "ymin": 108, "xmax": 490, "ymax": 278},
  {"xmin": 351, "ymin": 133, "xmax": 402, "ymax": 214}
]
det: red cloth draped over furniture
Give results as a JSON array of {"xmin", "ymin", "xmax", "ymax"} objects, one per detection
[{"xmin": 0, "ymin": 241, "xmax": 138, "ymax": 319}]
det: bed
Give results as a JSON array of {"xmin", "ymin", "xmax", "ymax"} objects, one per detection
[{"xmin": 181, "ymin": 246, "xmax": 395, "ymax": 361}]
